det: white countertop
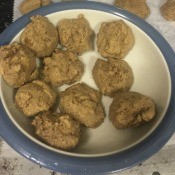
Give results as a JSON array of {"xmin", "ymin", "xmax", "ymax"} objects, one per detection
[{"xmin": 1, "ymin": 0, "xmax": 175, "ymax": 175}]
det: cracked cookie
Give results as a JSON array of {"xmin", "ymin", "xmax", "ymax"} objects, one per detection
[
  {"xmin": 109, "ymin": 91, "xmax": 156, "ymax": 129},
  {"xmin": 41, "ymin": 49, "xmax": 84, "ymax": 86},
  {"xmin": 114, "ymin": 0, "xmax": 150, "ymax": 19},
  {"xmin": 161, "ymin": 0, "xmax": 175, "ymax": 21},
  {"xmin": 32, "ymin": 112, "xmax": 81, "ymax": 150},
  {"xmin": 21, "ymin": 15, "xmax": 58, "ymax": 58},
  {"xmin": 92, "ymin": 58, "xmax": 134, "ymax": 97},
  {"xmin": 0, "ymin": 43, "xmax": 38, "ymax": 87},
  {"xmin": 15, "ymin": 80, "xmax": 56, "ymax": 117},
  {"xmin": 57, "ymin": 15, "xmax": 93, "ymax": 54},
  {"xmin": 19, "ymin": 0, "xmax": 52, "ymax": 15},
  {"xmin": 59, "ymin": 83, "xmax": 105, "ymax": 128},
  {"xmin": 97, "ymin": 20, "xmax": 135, "ymax": 59}
]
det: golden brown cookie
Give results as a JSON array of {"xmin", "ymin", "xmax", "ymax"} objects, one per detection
[
  {"xmin": 41, "ymin": 49, "xmax": 84, "ymax": 86},
  {"xmin": 59, "ymin": 83, "xmax": 105, "ymax": 128},
  {"xmin": 15, "ymin": 80, "xmax": 56, "ymax": 117},
  {"xmin": 32, "ymin": 112, "xmax": 81, "ymax": 150},
  {"xmin": 92, "ymin": 58, "xmax": 134, "ymax": 97},
  {"xmin": 160, "ymin": 0, "xmax": 175, "ymax": 21},
  {"xmin": 109, "ymin": 91, "xmax": 156, "ymax": 129},
  {"xmin": 0, "ymin": 43, "xmax": 38, "ymax": 87},
  {"xmin": 114, "ymin": 0, "xmax": 150, "ymax": 19},
  {"xmin": 19, "ymin": 0, "xmax": 52, "ymax": 15},
  {"xmin": 57, "ymin": 15, "xmax": 93, "ymax": 54},
  {"xmin": 20, "ymin": 15, "xmax": 58, "ymax": 58},
  {"xmin": 96, "ymin": 20, "xmax": 135, "ymax": 59}
]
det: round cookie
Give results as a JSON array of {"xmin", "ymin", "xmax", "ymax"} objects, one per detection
[
  {"xmin": 160, "ymin": 0, "xmax": 175, "ymax": 21},
  {"xmin": 32, "ymin": 112, "xmax": 81, "ymax": 150},
  {"xmin": 42, "ymin": 49, "xmax": 84, "ymax": 86},
  {"xmin": 19, "ymin": 0, "xmax": 52, "ymax": 15},
  {"xmin": 59, "ymin": 83, "xmax": 105, "ymax": 128},
  {"xmin": 15, "ymin": 80, "xmax": 56, "ymax": 117},
  {"xmin": 20, "ymin": 15, "xmax": 58, "ymax": 58},
  {"xmin": 96, "ymin": 20, "xmax": 135, "ymax": 59},
  {"xmin": 92, "ymin": 58, "xmax": 134, "ymax": 97},
  {"xmin": 0, "ymin": 43, "xmax": 38, "ymax": 87},
  {"xmin": 57, "ymin": 15, "xmax": 93, "ymax": 54},
  {"xmin": 114, "ymin": 0, "xmax": 150, "ymax": 19},
  {"xmin": 109, "ymin": 91, "xmax": 156, "ymax": 129}
]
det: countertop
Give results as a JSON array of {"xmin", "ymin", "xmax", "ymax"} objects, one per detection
[{"xmin": 0, "ymin": 0, "xmax": 175, "ymax": 175}]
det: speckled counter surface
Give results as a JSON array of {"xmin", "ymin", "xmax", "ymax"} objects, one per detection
[
  {"xmin": 0, "ymin": 135, "xmax": 175, "ymax": 175},
  {"xmin": 1, "ymin": 0, "xmax": 175, "ymax": 175}
]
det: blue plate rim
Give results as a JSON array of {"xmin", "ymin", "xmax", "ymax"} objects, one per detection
[{"xmin": 0, "ymin": 1, "xmax": 175, "ymax": 174}]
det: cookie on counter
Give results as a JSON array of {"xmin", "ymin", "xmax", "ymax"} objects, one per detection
[
  {"xmin": 19, "ymin": 0, "xmax": 52, "ymax": 15},
  {"xmin": 114, "ymin": 0, "xmax": 150, "ymax": 19},
  {"xmin": 57, "ymin": 15, "xmax": 93, "ymax": 54},
  {"xmin": 161, "ymin": 0, "xmax": 175, "ymax": 21}
]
